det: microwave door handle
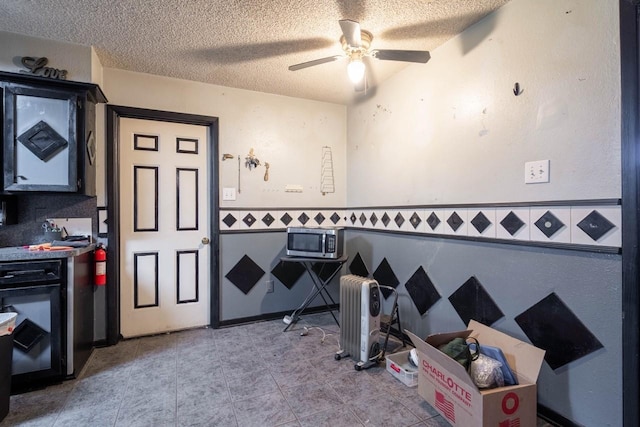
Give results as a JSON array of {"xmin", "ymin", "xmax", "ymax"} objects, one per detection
[{"xmin": 322, "ymin": 234, "xmax": 326, "ymax": 253}]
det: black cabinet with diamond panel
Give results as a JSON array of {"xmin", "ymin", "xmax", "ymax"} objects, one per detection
[{"xmin": 1, "ymin": 71, "xmax": 107, "ymax": 194}]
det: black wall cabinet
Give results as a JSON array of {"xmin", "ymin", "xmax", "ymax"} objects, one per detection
[{"xmin": 0, "ymin": 71, "xmax": 107, "ymax": 195}]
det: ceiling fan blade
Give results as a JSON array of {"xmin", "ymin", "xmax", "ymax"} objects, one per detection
[
  {"xmin": 288, "ymin": 55, "xmax": 343, "ymax": 71},
  {"xmin": 339, "ymin": 19, "xmax": 362, "ymax": 48},
  {"xmin": 370, "ymin": 49, "xmax": 431, "ymax": 63}
]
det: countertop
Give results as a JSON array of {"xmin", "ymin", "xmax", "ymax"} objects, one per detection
[{"xmin": 0, "ymin": 244, "xmax": 96, "ymax": 262}]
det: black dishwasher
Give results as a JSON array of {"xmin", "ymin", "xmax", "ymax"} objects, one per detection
[{"xmin": 0, "ymin": 261, "xmax": 65, "ymax": 389}]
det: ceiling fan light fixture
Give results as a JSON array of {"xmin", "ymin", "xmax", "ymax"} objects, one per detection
[{"xmin": 347, "ymin": 58, "xmax": 365, "ymax": 83}]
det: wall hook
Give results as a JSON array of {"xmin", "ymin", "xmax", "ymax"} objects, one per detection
[{"xmin": 513, "ymin": 82, "xmax": 523, "ymax": 96}]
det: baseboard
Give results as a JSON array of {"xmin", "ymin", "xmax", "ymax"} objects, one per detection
[
  {"xmin": 218, "ymin": 304, "xmax": 339, "ymax": 328},
  {"xmin": 537, "ymin": 404, "xmax": 583, "ymax": 427},
  {"xmin": 92, "ymin": 339, "xmax": 109, "ymax": 348}
]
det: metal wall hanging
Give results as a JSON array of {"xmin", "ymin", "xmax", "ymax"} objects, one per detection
[
  {"xmin": 17, "ymin": 120, "xmax": 68, "ymax": 161},
  {"xmin": 244, "ymin": 148, "xmax": 270, "ymax": 181},
  {"xmin": 245, "ymin": 148, "xmax": 261, "ymax": 169},
  {"xmin": 20, "ymin": 57, "xmax": 68, "ymax": 80},
  {"xmin": 86, "ymin": 131, "xmax": 96, "ymax": 165},
  {"xmin": 321, "ymin": 146, "xmax": 335, "ymax": 195}
]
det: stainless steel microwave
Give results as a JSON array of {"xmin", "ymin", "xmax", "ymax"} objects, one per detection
[{"xmin": 286, "ymin": 226, "xmax": 344, "ymax": 259}]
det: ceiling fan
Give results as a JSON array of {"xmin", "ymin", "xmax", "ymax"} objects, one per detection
[{"xmin": 288, "ymin": 19, "xmax": 431, "ymax": 89}]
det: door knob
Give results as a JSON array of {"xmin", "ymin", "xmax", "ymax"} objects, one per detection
[{"xmin": 201, "ymin": 237, "xmax": 210, "ymax": 245}]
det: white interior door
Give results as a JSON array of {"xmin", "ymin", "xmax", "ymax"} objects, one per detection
[{"xmin": 119, "ymin": 117, "xmax": 210, "ymax": 338}]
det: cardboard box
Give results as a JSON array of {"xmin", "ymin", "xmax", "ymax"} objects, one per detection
[{"xmin": 406, "ymin": 320, "xmax": 545, "ymax": 427}]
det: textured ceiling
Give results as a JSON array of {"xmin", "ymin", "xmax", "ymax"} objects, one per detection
[{"xmin": 0, "ymin": 0, "xmax": 510, "ymax": 105}]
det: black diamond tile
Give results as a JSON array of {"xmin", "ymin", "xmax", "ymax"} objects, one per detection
[
  {"xmin": 394, "ymin": 213, "xmax": 405, "ymax": 228},
  {"xmin": 314, "ymin": 213, "xmax": 325, "ymax": 225},
  {"xmin": 18, "ymin": 120, "xmax": 68, "ymax": 161},
  {"xmin": 243, "ymin": 213, "xmax": 256, "ymax": 227},
  {"xmin": 448, "ymin": 276, "xmax": 504, "ymax": 326},
  {"xmin": 281, "ymin": 213, "xmax": 292, "ymax": 226},
  {"xmin": 471, "ymin": 212, "xmax": 491, "ymax": 234},
  {"xmin": 426, "ymin": 212, "xmax": 441, "ymax": 231},
  {"xmin": 500, "ymin": 211, "xmax": 525, "ymax": 236},
  {"xmin": 405, "ymin": 267, "xmax": 441, "ymax": 316},
  {"xmin": 222, "ymin": 213, "xmax": 237, "ymax": 228},
  {"xmin": 349, "ymin": 253, "xmax": 369, "ymax": 277},
  {"xmin": 271, "ymin": 260, "xmax": 305, "ymax": 290},
  {"xmin": 350, "ymin": 213, "xmax": 357, "ymax": 224},
  {"xmin": 360, "ymin": 213, "xmax": 367, "ymax": 225},
  {"xmin": 373, "ymin": 258, "xmax": 399, "ymax": 299},
  {"xmin": 330, "ymin": 212, "xmax": 341, "ymax": 224},
  {"xmin": 312, "ymin": 262, "xmax": 342, "ymax": 283},
  {"xmin": 447, "ymin": 212, "xmax": 464, "ymax": 232},
  {"xmin": 370, "ymin": 213, "xmax": 378, "ymax": 226},
  {"xmin": 262, "ymin": 213, "xmax": 275, "ymax": 227},
  {"xmin": 381, "ymin": 213, "xmax": 391, "ymax": 227},
  {"xmin": 577, "ymin": 210, "xmax": 615, "ymax": 241},
  {"xmin": 410, "ymin": 212, "xmax": 422, "ymax": 229},
  {"xmin": 515, "ymin": 293, "xmax": 604, "ymax": 370},
  {"xmin": 225, "ymin": 255, "xmax": 265, "ymax": 295},
  {"xmin": 298, "ymin": 213, "xmax": 309, "ymax": 225},
  {"xmin": 534, "ymin": 211, "xmax": 565, "ymax": 238}
]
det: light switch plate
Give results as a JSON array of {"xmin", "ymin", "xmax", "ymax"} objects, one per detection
[
  {"xmin": 525, "ymin": 160, "xmax": 550, "ymax": 184},
  {"xmin": 222, "ymin": 187, "xmax": 236, "ymax": 201}
]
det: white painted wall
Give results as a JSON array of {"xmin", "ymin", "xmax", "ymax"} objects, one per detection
[
  {"xmin": 345, "ymin": 0, "xmax": 622, "ymax": 425},
  {"xmin": 347, "ymin": 0, "xmax": 620, "ymax": 206},
  {"xmin": 0, "ymin": 31, "xmax": 93, "ymax": 82},
  {"xmin": 102, "ymin": 68, "xmax": 347, "ymax": 209}
]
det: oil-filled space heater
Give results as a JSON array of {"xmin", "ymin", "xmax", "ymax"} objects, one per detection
[{"xmin": 335, "ymin": 274, "xmax": 381, "ymax": 370}]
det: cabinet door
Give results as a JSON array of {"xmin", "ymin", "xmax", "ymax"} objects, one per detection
[{"xmin": 3, "ymin": 84, "xmax": 78, "ymax": 192}]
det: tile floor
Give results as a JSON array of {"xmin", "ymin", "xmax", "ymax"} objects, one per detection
[{"xmin": 0, "ymin": 313, "xmax": 555, "ymax": 427}]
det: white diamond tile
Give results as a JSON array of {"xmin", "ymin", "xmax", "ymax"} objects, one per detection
[
  {"xmin": 407, "ymin": 209, "xmax": 427, "ymax": 233},
  {"xmin": 328, "ymin": 210, "xmax": 346, "ymax": 227},
  {"xmin": 278, "ymin": 211, "xmax": 296, "ymax": 228},
  {"xmin": 239, "ymin": 211, "xmax": 261, "ymax": 230},
  {"xmin": 425, "ymin": 209, "xmax": 446, "ymax": 235},
  {"xmin": 379, "ymin": 211, "xmax": 394, "ymax": 229},
  {"xmin": 347, "ymin": 210, "xmax": 359, "ymax": 228},
  {"xmin": 367, "ymin": 210, "xmax": 383, "ymax": 230},
  {"xmin": 443, "ymin": 209, "xmax": 468, "ymax": 236},
  {"xmin": 287, "ymin": 210, "xmax": 305, "ymax": 227},
  {"xmin": 357, "ymin": 210, "xmax": 372, "ymax": 228},
  {"xmin": 220, "ymin": 211, "xmax": 240, "ymax": 230},
  {"xmin": 258, "ymin": 211, "xmax": 279, "ymax": 229},
  {"xmin": 389, "ymin": 209, "xmax": 412, "ymax": 232},
  {"xmin": 310, "ymin": 210, "xmax": 330, "ymax": 227},
  {"xmin": 530, "ymin": 207, "xmax": 571, "ymax": 244},
  {"xmin": 496, "ymin": 207, "xmax": 530, "ymax": 240},
  {"xmin": 570, "ymin": 205, "xmax": 621, "ymax": 247},
  {"xmin": 467, "ymin": 208, "xmax": 496, "ymax": 238}
]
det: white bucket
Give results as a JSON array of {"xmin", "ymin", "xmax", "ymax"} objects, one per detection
[{"xmin": 0, "ymin": 313, "xmax": 17, "ymax": 336}]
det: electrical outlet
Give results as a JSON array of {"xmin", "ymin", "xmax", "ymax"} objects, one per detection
[
  {"xmin": 266, "ymin": 280, "xmax": 274, "ymax": 293},
  {"xmin": 524, "ymin": 160, "xmax": 550, "ymax": 184}
]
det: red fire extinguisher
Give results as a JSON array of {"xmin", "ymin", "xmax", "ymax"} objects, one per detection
[{"xmin": 95, "ymin": 243, "xmax": 107, "ymax": 286}]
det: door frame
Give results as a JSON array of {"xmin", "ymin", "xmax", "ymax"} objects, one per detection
[
  {"xmin": 620, "ymin": 1, "xmax": 640, "ymax": 426},
  {"xmin": 105, "ymin": 105, "xmax": 220, "ymax": 345}
]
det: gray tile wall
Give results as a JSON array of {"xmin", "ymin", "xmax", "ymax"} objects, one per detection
[
  {"xmin": 0, "ymin": 194, "xmax": 97, "ymax": 247},
  {"xmin": 345, "ymin": 229, "xmax": 622, "ymax": 426}
]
